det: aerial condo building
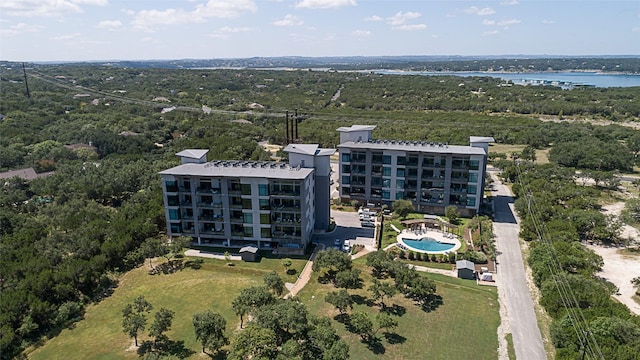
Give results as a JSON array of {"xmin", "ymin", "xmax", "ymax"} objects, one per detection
[
  {"xmin": 159, "ymin": 144, "xmax": 334, "ymax": 252},
  {"xmin": 337, "ymin": 125, "xmax": 493, "ymax": 217}
]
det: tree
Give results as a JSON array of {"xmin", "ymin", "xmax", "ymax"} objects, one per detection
[
  {"xmin": 149, "ymin": 307, "xmax": 175, "ymax": 345},
  {"xmin": 368, "ymin": 278, "xmax": 397, "ymax": 309},
  {"xmin": 375, "ymin": 312, "xmax": 398, "ymax": 335},
  {"xmin": 193, "ymin": 310, "xmax": 229, "ymax": 355},
  {"xmin": 281, "ymin": 258, "xmax": 293, "ymax": 274},
  {"xmin": 323, "ymin": 339, "xmax": 349, "ymax": 360},
  {"xmin": 521, "ymin": 145, "xmax": 537, "ymax": 163},
  {"xmin": 325, "ymin": 289, "xmax": 353, "ymax": 315},
  {"xmin": 392, "ymin": 199, "xmax": 414, "ymax": 219},
  {"xmin": 349, "ymin": 312, "xmax": 373, "ymax": 342},
  {"xmin": 122, "ymin": 295, "xmax": 153, "ymax": 346},
  {"xmin": 366, "ymin": 250, "xmax": 395, "ymax": 278},
  {"xmin": 444, "ymin": 205, "xmax": 460, "ymax": 225},
  {"xmin": 232, "ymin": 286, "xmax": 275, "ymax": 328},
  {"xmin": 140, "ymin": 237, "xmax": 166, "ymax": 270},
  {"xmin": 228, "ymin": 325, "xmax": 278, "ymax": 360},
  {"xmin": 334, "ymin": 268, "xmax": 361, "ymax": 289},
  {"xmin": 312, "ymin": 248, "xmax": 352, "ymax": 281},
  {"xmin": 264, "ymin": 271, "xmax": 286, "ymax": 296},
  {"xmin": 168, "ymin": 235, "xmax": 191, "ymax": 258},
  {"xmin": 632, "ymin": 277, "xmax": 640, "ymax": 296}
]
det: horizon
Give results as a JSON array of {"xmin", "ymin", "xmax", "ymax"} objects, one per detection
[{"xmin": 1, "ymin": 1, "xmax": 639, "ymax": 62}]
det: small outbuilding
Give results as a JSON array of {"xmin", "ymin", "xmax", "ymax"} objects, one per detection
[
  {"xmin": 239, "ymin": 246, "xmax": 260, "ymax": 262},
  {"xmin": 456, "ymin": 260, "xmax": 476, "ymax": 280}
]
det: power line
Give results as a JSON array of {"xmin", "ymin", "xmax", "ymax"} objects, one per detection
[{"xmin": 513, "ymin": 162, "xmax": 604, "ymax": 359}]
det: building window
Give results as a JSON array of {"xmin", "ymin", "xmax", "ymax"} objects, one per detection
[
  {"xmin": 167, "ymin": 195, "xmax": 179, "ymax": 206},
  {"xmin": 383, "ymin": 179, "xmax": 390, "ymax": 187},
  {"xmin": 469, "ymin": 160, "xmax": 480, "ymax": 170},
  {"xmin": 467, "ymin": 185, "xmax": 477, "ymax": 194},
  {"xmin": 341, "ymin": 153, "xmax": 351, "ymax": 162},
  {"xmin": 170, "ymin": 223, "xmax": 182, "ymax": 233},
  {"xmin": 395, "ymin": 191, "xmax": 404, "ymax": 200},
  {"xmin": 469, "ymin": 173, "xmax": 478, "ymax": 182},
  {"xmin": 169, "ymin": 208, "xmax": 180, "ymax": 220},
  {"xmin": 342, "ymin": 164, "xmax": 351, "ymax": 173},
  {"xmin": 241, "ymin": 184, "xmax": 252, "ymax": 195},
  {"xmin": 183, "ymin": 180, "xmax": 191, "ymax": 190},
  {"xmin": 260, "ymin": 213, "xmax": 270, "ymax": 224},
  {"xmin": 371, "ymin": 177, "xmax": 382, "ymax": 187},
  {"xmin": 243, "ymin": 213, "xmax": 253, "ymax": 224},
  {"xmin": 467, "ymin": 197, "xmax": 476, "ymax": 207},
  {"xmin": 383, "ymin": 167, "xmax": 391, "ymax": 177},
  {"xmin": 396, "ymin": 179, "xmax": 405, "ymax": 188},
  {"xmin": 242, "ymin": 198, "xmax": 253, "ymax": 209},
  {"xmin": 396, "ymin": 168, "xmax": 405, "ymax": 178},
  {"xmin": 258, "ymin": 184, "xmax": 269, "ymax": 196},
  {"xmin": 382, "ymin": 190, "xmax": 390, "ymax": 199},
  {"xmin": 165, "ymin": 180, "xmax": 178, "ymax": 192},
  {"xmin": 341, "ymin": 176, "xmax": 350, "ymax": 185},
  {"xmin": 397, "ymin": 156, "xmax": 406, "ymax": 166},
  {"xmin": 243, "ymin": 226, "xmax": 254, "ymax": 237},
  {"xmin": 383, "ymin": 155, "xmax": 391, "ymax": 164},
  {"xmin": 259, "ymin": 199, "xmax": 270, "ymax": 210},
  {"xmin": 261, "ymin": 228, "xmax": 272, "ymax": 238}
]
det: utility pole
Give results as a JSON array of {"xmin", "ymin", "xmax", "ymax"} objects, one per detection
[{"xmin": 22, "ymin": 63, "xmax": 32, "ymax": 102}]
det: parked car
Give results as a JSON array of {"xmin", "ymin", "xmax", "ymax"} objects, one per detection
[
  {"xmin": 361, "ymin": 221, "xmax": 375, "ymax": 228},
  {"xmin": 334, "ymin": 239, "xmax": 341, "ymax": 246},
  {"xmin": 342, "ymin": 243, "xmax": 351, "ymax": 253}
]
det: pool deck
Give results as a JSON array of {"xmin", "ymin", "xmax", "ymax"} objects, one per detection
[{"xmin": 396, "ymin": 228, "xmax": 461, "ymax": 254}]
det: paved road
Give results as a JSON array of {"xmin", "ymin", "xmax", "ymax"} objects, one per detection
[{"xmin": 492, "ymin": 172, "xmax": 547, "ymax": 360}]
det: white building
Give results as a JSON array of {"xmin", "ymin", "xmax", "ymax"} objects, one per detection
[
  {"xmin": 337, "ymin": 125, "xmax": 493, "ymax": 216},
  {"xmin": 159, "ymin": 145, "xmax": 334, "ymax": 252}
]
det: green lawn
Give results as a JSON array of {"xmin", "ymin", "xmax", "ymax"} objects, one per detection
[
  {"xmin": 28, "ymin": 254, "xmax": 499, "ymax": 360},
  {"xmin": 296, "ymin": 262, "xmax": 500, "ymax": 360},
  {"xmin": 27, "ymin": 256, "xmax": 307, "ymax": 360}
]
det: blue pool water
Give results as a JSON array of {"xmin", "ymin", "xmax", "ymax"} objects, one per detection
[{"xmin": 402, "ymin": 238, "xmax": 455, "ymax": 252}]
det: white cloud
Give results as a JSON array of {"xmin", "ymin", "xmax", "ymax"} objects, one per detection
[
  {"xmin": 463, "ymin": 6, "xmax": 495, "ymax": 16},
  {"xmin": 1, "ymin": 0, "xmax": 107, "ymax": 17},
  {"xmin": 272, "ymin": 14, "xmax": 303, "ymax": 26},
  {"xmin": 483, "ymin": 30, "xmax": 499, "ymax": 36},
  {"xmin": 500, "ymin": 0, "xmax": 519, "ymax": 5},
  {"xmin": 294, "ymin": 0, "xmax": 356, "ymax": 9},
  {"xmin": 209, "ymin": 26, "xmax": 253, "ymax": 38},
  {"xmin": 364, "ymin": 15, "xmax": 383, "ymax": 22},
  {"xmin": 351, "ymin": 29, "xmax": 370, "ymax": 36},
  {"xmin": 483, "ymin": 18, "xmax": 520, "ymax": 27},
  {"xmin": 0, "ymin": 22, "xmax": 43, "ymax": 36},
  {"xmin": 52, "ymin": 32, "xmax": 81, "ymax": 41},
  {"xmin": 96, "ymin": 20, "xmax": 123, "ymax": 31},
  {"xmin": 386, "ymin": 11, "xmax": 421, "ymax": 26},
  {"xmin": 542, "ymin": 20, "xmax": 554, "ymax": 24},
  {"xmin": 633, "ymin": 27, "xmax": 640, "ymax": 32},
  {"xmin": 392, "ymin": 24, "xmax": 427, "ymax": 31},
  {"xmin": 131, "ymin": 0, "xmax": 256, "ymax": 29}
]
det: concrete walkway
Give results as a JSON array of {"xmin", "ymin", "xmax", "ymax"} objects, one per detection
[
  {"xmin": 284, "ymin": 244, "xmax": 324, "ymax": 298},
  {"xmin": 184, "ymin": 249, "xmax": 242, "ymax": 261}
]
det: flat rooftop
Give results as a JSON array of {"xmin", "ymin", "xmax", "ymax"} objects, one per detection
[
  {"xmin": 159, "ymin": 160, "xmax": 314, "ymax": 179},
  {"xmin": 338, "ymin": 139, "xmax": 486, "ymax": 155}
]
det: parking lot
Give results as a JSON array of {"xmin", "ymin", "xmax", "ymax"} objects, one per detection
[{"xmin": 314, "ymin": 209, "xmax": 376, "ymax": 251}]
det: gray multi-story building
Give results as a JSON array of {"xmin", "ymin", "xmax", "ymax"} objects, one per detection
[
  {"xmin": 159, "ymin": 145, "xmax": 334, "ymax": 251},
  {"xmin": 337, "ymin": 125, "xmax": 493, "ymax": 217}
]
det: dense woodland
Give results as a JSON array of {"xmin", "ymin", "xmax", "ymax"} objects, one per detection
[{"xmin": 1, "ymin": 60, "xmax": 640, "ymax": 359}]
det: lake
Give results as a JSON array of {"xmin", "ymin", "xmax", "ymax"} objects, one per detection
[{"xmin": 369, "ymin": 70, "xmax": 640, "ymax": 88}]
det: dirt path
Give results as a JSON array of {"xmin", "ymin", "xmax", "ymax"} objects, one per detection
[
  {"xmin": 587, "ymin": 245, "xmax": 640, "ymax": 315},
  {"xmin": 284, "ymin": 244, "xmax": 324, "ymax": 298},
  {"xmin": 589, "ymin": 202, "xmax": 640, "ymax": 315}
]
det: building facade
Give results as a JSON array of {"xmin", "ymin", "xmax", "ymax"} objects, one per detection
[
  {"xmin": 159, "ymin": 145, "xmax": 334, "ymax": 250},
  {"xmin": 337, "ymin": 125, "xmax": 493, "ymax": 217}
]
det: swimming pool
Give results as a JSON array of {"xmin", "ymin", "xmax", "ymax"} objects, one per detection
[{"xmin": 401, "ymin": 237, "xmax": 456, "ymax": 253}]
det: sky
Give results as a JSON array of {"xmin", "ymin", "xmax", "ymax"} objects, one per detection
[{"xmin": 1, "ymin": 0, "xmax": 639, "ymax": 62}]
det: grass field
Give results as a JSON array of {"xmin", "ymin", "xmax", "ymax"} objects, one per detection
[
  {"xmin": 28, "ymin": 254, "xmax": 499, "ymax": 360},
  {"xmin": 27, "ymin": 256, "xmax": 307, "ymax": 360},
  {"xmin": 296, "ymin": 263, "xmax": 500, "ymax": 360}
]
